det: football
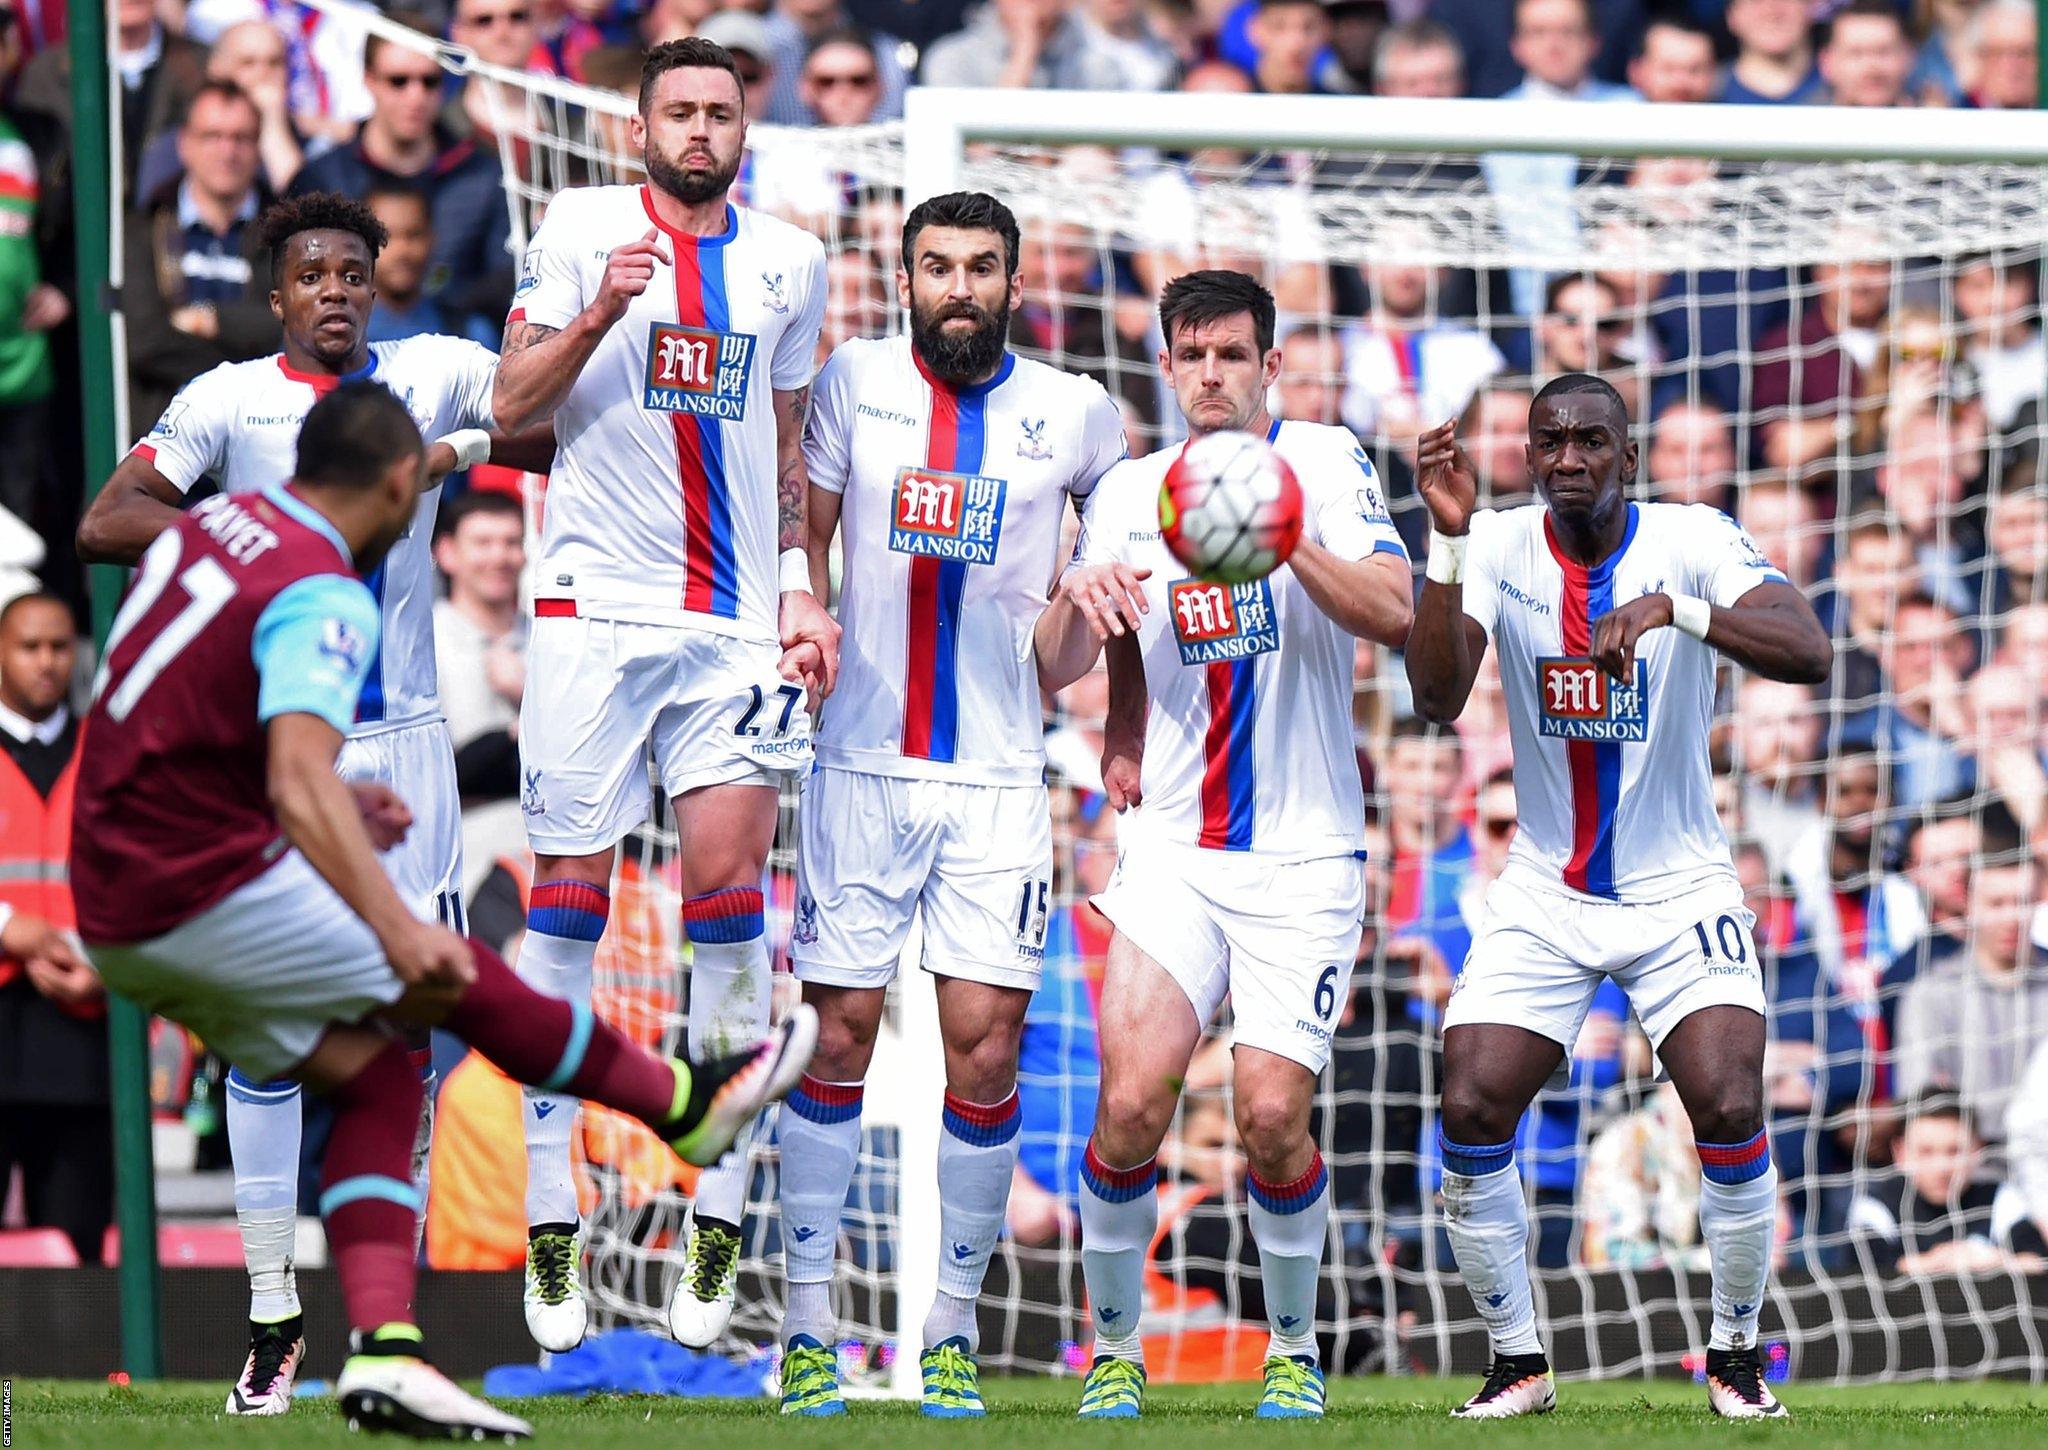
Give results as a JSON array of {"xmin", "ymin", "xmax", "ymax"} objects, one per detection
[{"xmin": 1158, "ymin": 430, "xmax": 1305, "ymax": 584}]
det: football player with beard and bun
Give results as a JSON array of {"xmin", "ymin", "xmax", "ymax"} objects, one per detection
[
  {"xmin": 1036, "ymin": 270, "xmax": 1414, "ymax": 1421},
  {"xmin": 1406, "ymin": 377, "xmax": 1831, "ymax": 1420},
  {"xmin": 488, "ymin": 36, "xmax": 836, "ymax": 1354},
  {"xmin": 775, "ymin": 190, "xmax": 1126, "ymax": 1419},
  {"xmin": 76, "ymin": 191, "xmax": 529, "ymax": 1420}
]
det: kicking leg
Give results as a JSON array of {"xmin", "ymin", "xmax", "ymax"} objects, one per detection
[
  {"xmin": 1660, "ymin": 1004, "xmax": 1785, "ymax": 1419},
  {"xmin": 669, "ymin": 780, "xmax": 779, "ymax": 1348},
  {"xmin": 1076, "ymin": 931, "xmax": 1202, "ymax": 1418},
  {"xmin": 517, "ymin": 846, "xmax": 615, "ymax": 1353},
  {"xmin": 224, "ymin": 1071, "xmax": 306, "ymax": 1415},
  {"xmin": 1441, "ymin": 1022, "xmax": 1560, "ymax": 1419},
  {"xmin": 1232, "ymin": 1046, "xmax": 1330, "ymax": 1418},
  {"xmin": 775, "ymin": 980, "xmax": 885, "ymax": 1417},
  {"xmin": 919, "ymin": 976, "xmax": 1031, "ymax": 1418}
]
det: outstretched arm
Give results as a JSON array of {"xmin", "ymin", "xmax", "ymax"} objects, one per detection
[
  {"xmin": 1036, "ymin": 561, "xmax": 1150, "ymax": 694},
  {"xmin": 490, "ymin": 227, "xmax": 670, "ymax": 434},
  {"xmin": 1405, "ymin": 420, "xmax": 1488, "ymax": 723},
  {"xmin": 1590, "ymin": 579, "xmax": 1832, "ymax": 686}
]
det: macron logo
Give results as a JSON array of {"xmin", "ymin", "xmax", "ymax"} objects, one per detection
[
  {"xmin": 1497, "ymin": 579, "xmax": 1551, "ymax": 615},
  {"xmin": 952, "ymin": 1242, "xmax": 975, "ymax": 1261},
  {"xmin": 533, "ymin": 1101, "xmax": 557, "ymax": 1119},
  {"xmin": 1485, "ymin": 1292, "xmax": 1508, "ymax": 1308},
  {"xmin": 1277, "ymin": 1315, "xmax": 1299, "ymax": 1330},
  {"xmin": 791, "ymin": 1226, "xmax": 819, "ymax": 1243},
  {"xmin": 1099, "ymin": 1307, "xmax": 1123, "ymax": 1324}
]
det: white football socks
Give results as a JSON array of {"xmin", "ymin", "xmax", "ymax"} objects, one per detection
[
  {"xmin": 1440, "ymin": 1135, "xmax": 1543, "ymax": 1358},
  {"xmin": 682, "ymin": 898, "xmax": 772, "ymax": 1229},
  {"xmin": 517, "ymin": 885, "xmax": 606, "ymax": 1229},
  {"xmin": 777, "ymin": 1074, "xmax": 864, "ymax": 1347},
  {"xmin": 1697, "ymin": 1130, "xmax": 1777, "ymax": 1351},
  {"xmin": 928, "ymin": 1090, "xmax": 1023, "ymax": 1352},
  {"xmin": 225, "ymin": 1070, "xmax": 303, "ymax": 1323},
  {"xmin": 1247, "ymin": 1150, "xmax": 1329, "ymax": 1363},
  {"xmin": 1078, "ymin": 1139, "xmax": 1158, "ymax": 1365}
]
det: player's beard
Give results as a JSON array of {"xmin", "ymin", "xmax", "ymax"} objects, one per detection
[
  {"xmin": 645, "ymin": 134, "xmax": 743, "ymax": 207},
  {"xmin": 911, "ymin": 297, "xmax": 1011, "ymax": 386}
]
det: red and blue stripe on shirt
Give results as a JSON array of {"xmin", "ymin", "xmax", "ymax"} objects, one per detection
[
  {"xmin": 655, "ymin": 194, "xmax": 741, "ymax": 620},
  {"xmin": 1195, "ymin": 418, "xmax": 1283, "ymax": 852},
  {"xmin": 1550, "ymin": 503, "xmax": 1639, "ymax": 900}
]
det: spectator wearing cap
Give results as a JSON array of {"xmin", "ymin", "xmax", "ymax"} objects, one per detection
[
  {"xmin": 920, "ymin": 0, "xmax": 1152, "ymax": 91},
  {"xmin": 124, "ymin": 81, "xmax": 281, "ymax": 440},
  {"xmin": 697, "ymin": 10, "xmax": 779, "ymax": 117},
  {"xmin": 1819, "ymin": 0, "xmax": 1917, "ymax": 107},
  {"xmin": 0, "ymin": 593, "xmax": 110, "ymax": 1267},
  {"xmin": 1628, "ymin": 14, "xmax": 1717, "ymax": 103},
  {"xmin": 1719, "ymin": 0, "xmax": 1826, "ymax": 104},
  {"xmin": 1894, "ymin": 855, "xmax": 2048, "ymax": 1150},
  {"xmin": 1849, "ymin": 1090, "xmax": 2047, "ymax": 1276},
  {"xmin": 762, "ymin": 0, "xmax": 909, "ymax": 124},
  {"xmin": 1964, "ymin": 0, "xmax": 2039, "ymax": 109},
  {"xmin": 291, "ymin": 14, "xmax": 513, "ymax": 338},
  {"xmin": 1480, "ymin": 0, "xmax": 1639, "ymax": 318},
  {"xmin": 1429, "ymin": 0, "xmax": 1643, "ymax": 97}
]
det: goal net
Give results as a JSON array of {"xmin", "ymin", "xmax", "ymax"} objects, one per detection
[{"xmin": 330, "ymin": 6, "xmax": 2048, "ymax": 1386}]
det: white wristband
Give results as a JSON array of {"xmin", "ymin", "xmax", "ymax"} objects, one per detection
[
  {"xmin": 779, "ymin": 547, "xmax": 813, "ymax": 594},
  {"xmin": 436, "ymin": 428, "xmax": 492, "ymax": 471},
  {"xmin": 1425, "ymin": 530, "xmax": 1467, "ymax": 586},
  {"xmin": 1669, "ymin": 593, "xmax": 1712, "ymax": 641}
]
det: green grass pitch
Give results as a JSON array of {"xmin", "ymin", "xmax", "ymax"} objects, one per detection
[{"xmin": 9, "ymin": 1377, "xmax": 2047, "ymax": 1448}]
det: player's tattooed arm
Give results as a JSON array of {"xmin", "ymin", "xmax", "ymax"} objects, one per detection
[
  {"xmin": 77, "ymin": 453, "xmax": 186, "ymax": 565},
  {"xmin": 492, "ymin": 228, "xmax": 670, "ymax": 431},
  {"xmin": 776, "ymin": 384, "xmax": 811, "ymax": 555}
]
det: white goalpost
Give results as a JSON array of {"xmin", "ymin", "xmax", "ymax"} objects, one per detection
[{"xmin": 288, "ymin": 0, "xmax": 2048, "ymax": 1387}]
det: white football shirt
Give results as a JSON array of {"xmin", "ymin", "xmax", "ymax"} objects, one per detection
[
  {"xmin": 805, "ymin": 335, "xmax": 1127, "ymax": 785},
  {"xmin": 512, "ymin": 185, "xmax": 827, "ymax": 640},
  {"xmin": 132, "ymin": 336, "xmax": 499, "ymax": 731},
  {"xmin": 1461, "ymin": 501, "xmax": 1788, "ymax": 903},
  {"xmin": 1075, "ymin": 419, "xmax": 1407, "ymax": 859}
]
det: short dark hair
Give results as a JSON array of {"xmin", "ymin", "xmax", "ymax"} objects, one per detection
[
  {"xmin": 184, "ymin": 79, "xmax": 259, "ymax": 129},
  {"xmin": 1544, "ymin": 270, "xmax": 1619, "ymax": 315},
  {"xmin": 805, "ymin": 26, "xmax": 877, "ymax": 68},
  {"xmin": 1822, "ymin": 0, "xmax": 1907, "ymax": 46},
  {"xmin": 1641, "ymin": 14, "xmax": 1713, "ymax": 52},
  {"xmin": 364, "ymin": 183, "xmax": 431, "ymax": 219},
  {"xmin": 1388, "ymin": 715, "xmax": 1462, "ymax": 754},
  {"xmin": 364, "ymin": 11, "xmax": 437, "ymax": 73},
  {"xmin": 258, "ymin": 192, "xmax": 388, "ymax": 286},
  {"xmin": 1516, "ymin": 0, "xmax": 1592, "ymax": 32},
  {"xmin": 1159, "ymin": 269, "xmax": 1277, "ymax": 355},
  {"xmin": 1532, "ymin": 372, "xmax": 1629, "ymax": 425},
  {"xmin": 0, "ymin": 591, "xmax": 75, "ymax": 635},
  {"xmin": 437, "ymin": 488, "xmax": 524, "ymax": 539},
  {"xmin": 1977, "ymin": 795, "xmax": 2028, "ymax": 864},
  {"xmin": 640, "ymin": 37, "xmax": 744, "ymax": 113},
  {"xmin": 900, "ymin": 191, "xmax": 1021, "ymax": 279},
  {"xmin": 1903, "ymin": 1089, "xmax": 1969, "ymax": 1130},
  {"xmin": 295, "ymin": 383, "xmax": 424, "ymax": 491}
]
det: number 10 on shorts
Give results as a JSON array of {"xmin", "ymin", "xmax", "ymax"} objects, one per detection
[{"xmin": 1691, "ymin": 913, "xmax": 1754, "ymax": 979}]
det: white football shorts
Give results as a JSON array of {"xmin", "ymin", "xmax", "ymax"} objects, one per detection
[
  {"xmin": 518, "ymin": 614, "xmax": 814, "ymax": 855},
  {"xmin": 791, "ymin": 767, "xmax": 1052, "ymax": 992},
  {"xmin": 1443, "ymin": 870, "xmax": 1767, "ymax": 1051},
  {"xmin": 338, "ymin": 716, "xmax": 465, "ymax": 933},
  {"xmin": 86, "ymin": 849, "xmax": 407, "ymax": 1082},
  {"xmin": 1093, "ymin": 842, "xmax": 1366, "ymax": 1073}
]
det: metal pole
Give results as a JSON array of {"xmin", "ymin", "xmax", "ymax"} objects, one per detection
[{"xmin": 73, "ymin": 0, "xmax": 163, "ymax": 1381}]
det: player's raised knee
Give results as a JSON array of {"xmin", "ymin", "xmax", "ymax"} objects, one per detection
[
  {"xmin": 1440, "ymin": 1083, "xmax": 1519, "ymax": 1151},
  {"xmin": 1688, "ymin": 1079, "xmax": 1765, "ymax": 1147},
  {"xmin": 1092, "ymin": 1082, "xmax": 1176, "ymax": 1164}
]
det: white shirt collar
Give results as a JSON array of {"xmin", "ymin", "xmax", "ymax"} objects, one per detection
[
  {"xmin": 0, "ymin": 699, "xmax": 68, "ymax": 746},
  {"xmin": 119, "ymin": 26, "xmax": 163, "ymax": 90}
]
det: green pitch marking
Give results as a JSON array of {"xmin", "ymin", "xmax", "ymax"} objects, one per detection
[{"xmin": 8, "ymin": 1376, "xmax": 2046, "ymax": 1448}]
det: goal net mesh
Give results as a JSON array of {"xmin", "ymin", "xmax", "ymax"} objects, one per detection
[{"xmin": 362, "ymin": 16, "xmax": 2048, "ymax": 1385}]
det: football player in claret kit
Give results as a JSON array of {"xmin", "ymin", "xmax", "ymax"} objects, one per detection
[
  {"xmin": 1035, "ymin": 271, "xmax": 1414, "ymax": 1421},
  {"xmin": 70, "ymin": 384, "xmax": 816, "ymax": 1441},
  {"xmin": 76, "ymin": 191, "xmax": 513, "ymax": 1416},
  {"xmin": 1405, "ymin": 375, "xmax": 1831, "ymax": 1420},
  {"xmin": 488, "ymin": 37, "xmax": 837, "ymax": 1350},
  {"xmin": 776, "ymin": 190, "xmax": 1127, "ymax": 1418}
]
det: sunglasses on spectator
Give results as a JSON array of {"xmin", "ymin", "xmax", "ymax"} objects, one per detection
[
  {"xmin": 1481, "ymin": 816, "xmax": 1517, "ymax": 840},
  {"xmin": 1556, "ymin": 312, "xmax": 1625, "ymax": 331},
  {"xmin": 377, "ymin": 71, "xmax": 443, "ymax": 90},
  {"xmin": 811, "ymin": 70, "xmax": 878, "ymax": 90},
  {"xmin": 465, "ymin": 8, "xmax": 530, "ymax": 26}
]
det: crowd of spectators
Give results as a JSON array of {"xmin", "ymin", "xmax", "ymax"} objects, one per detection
[{"xmin": 0, "ymin": 0, "xmax": 2043, "ymax": 1320}]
